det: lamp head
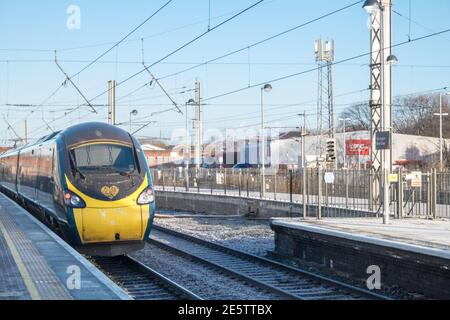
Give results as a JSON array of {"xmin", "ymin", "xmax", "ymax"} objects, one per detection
[
  {"xmin": 363, "ymin": 0, "xmax": 381, "ymax": 14},
  {"xmin": 262, "ymin": 84, "xmax": 272, "ymax": 93},
  {"xmin": 130, "ymin": 110, "xmax": 138, "ymax": 116},
  {"xmin": 386, "ymin": 54, "xmax": 398, "ymax": 66}
]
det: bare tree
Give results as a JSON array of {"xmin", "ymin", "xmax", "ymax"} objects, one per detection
[
  {"xmin": 338, "ymin": 102, "xmax": 370, "ymax": 131},
  {"xmin": 339, "ymin": 93, "xmax": 449, "ymax": 137},
  {"xmin": 393, "ymin": 94, "xmax": 436, "ymax": 136}
]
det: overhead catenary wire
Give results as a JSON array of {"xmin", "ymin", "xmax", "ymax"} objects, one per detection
[
  {"xmin": 202, "ymin": 28, "xmax": 450, "ymax": 102},
  {"xmin": 126, "ymin": 84, "xmax": 449, "ymax": 136},
  {"xmin": 30, "ymin": 0, "xmax": 361, "ymax": 136},
  {"xmin": 141, "ymin": 38, "xmax": 183, "ymax": 114},
  {"xmin": 159, "ymin": 85, "xmax": 450, "ymax": 139},
  {"xmin": 54, "ymin": 51, "xmax": 98, "ymax": 114},
  {"xmin": 7, "ymin": 0, "xmax": 175, "ymax": 135},
  {"xmin": 393, "ymin": 8, "xmax": 450, "ymax": 43},
  {"xmin": 14, "ymin": 85, "xmax": 447, "ymax": 143},
  {"xmin": 0, "ymin": 1, "xmax": 273, "ymax": 54},
  {"xmin": 4, "ymin": 58, "xmax": 450, "ymax": 69},
  {"xmin": 131, "ymin": 88, "xmax": 370, "ymax": 126},
  {"xmin": 27, "ymin": 27, "xmax": 450, "ymax": 139},
  {"xmin": 156, "ymin": 0, "xmax": 364, "ymax": 82},
  {"xmin": 70, "ymin": 0, "xmax": 174, "ymax": 80},
  {"xmin": 27, "ymin": 0, "xmax": 267, "ymax": 137},
  {"xmin": 15, "ymin": 4, "xmax": 448, "ymax": 140}
]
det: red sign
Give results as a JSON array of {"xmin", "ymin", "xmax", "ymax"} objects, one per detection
[{"xmin": 346, "ymin": 140, "xmax": 370, "ymax": 156}]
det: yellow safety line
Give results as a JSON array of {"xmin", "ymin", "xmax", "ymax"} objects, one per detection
[{"xmin": 0, "ymin": 220, "xmax": 41, "ymax": 300}]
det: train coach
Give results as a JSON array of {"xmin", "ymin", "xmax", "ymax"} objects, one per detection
[{"xmin": 0, "ymin": 122, "xmax": 155, "ymax": 256}]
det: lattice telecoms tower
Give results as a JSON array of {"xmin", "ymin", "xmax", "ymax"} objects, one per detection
[{"xmin": 315, "ymin": 38, "xmax": 335, "ymax": 161}]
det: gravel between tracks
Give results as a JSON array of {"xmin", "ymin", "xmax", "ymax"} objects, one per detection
[
  {"xmin": 130, "ymin": 242, "xmax": 281, "ymax": 300},
  {"xmin": 154, "ymin": 213, "xmax": 274, "ymax": 257}
]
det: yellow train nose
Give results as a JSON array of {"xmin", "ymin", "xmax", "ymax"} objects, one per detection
[{"xmin": 74, "ymin": 205, "xmax": 150, "ymax": 243}]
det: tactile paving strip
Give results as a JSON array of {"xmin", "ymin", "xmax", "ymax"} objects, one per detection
[
  {"xmin": 0, "ymin": 207, "xmax": 73, "ymax": 300},
  {"xmin": 0, "ymin": 228, "xmax": 30, "ymax": 300}
]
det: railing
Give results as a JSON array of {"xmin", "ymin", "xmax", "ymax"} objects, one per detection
[{"xmin": 152, "ymin": 167, "xmax": 450, "ymax": 219}]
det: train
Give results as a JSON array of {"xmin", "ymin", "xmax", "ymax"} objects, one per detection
[{"xmin": 0, "ymin": 122, "xmax": 155, "ymax": 257}]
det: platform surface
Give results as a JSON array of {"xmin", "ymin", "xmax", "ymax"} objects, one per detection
[
  {"xmin": 0, "ymin": 192, "xmax": 130, "ymax": 300},
  {"xmin": 272, "ymin": 217, "xmax": 450, "ymax": 259}
]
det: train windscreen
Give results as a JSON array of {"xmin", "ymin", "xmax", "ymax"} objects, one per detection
[{"xmin": 70, "ymin": 143, "xmax": 137, "ymax": 174}]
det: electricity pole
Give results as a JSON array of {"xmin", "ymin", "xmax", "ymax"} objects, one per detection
[
  {"xmin": 108, "ymin": 80, "xmax": 116, "ymax": 125},
  {"xmin": 299, "ymin": 112, "xmax": 308, "ymax": 219},
  {"xmin": 435, "ymin": 92, "xmax": 450, "ymax": 171},
  {"xmin": 185, "ymin": 99, "xmax": 195, "ymax": 191},
  {"xmin": 194, "ymin": 81, "xmax": 201, "ymax": 171},
  {"xmin": 364, "ymin": 0, "xmax": 397, "ymax": 224},
  {"xmin": 260, "ymin": 84, "xmax": 272, "ymax": 198}
]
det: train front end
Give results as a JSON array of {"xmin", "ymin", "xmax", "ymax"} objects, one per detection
[{"xmin": 60, "ymin": 123, "xmax": 155, "ymax": 256}]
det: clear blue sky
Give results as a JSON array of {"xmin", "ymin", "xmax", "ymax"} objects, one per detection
[{"xmin": 0, "ymin": 0, "xmax": 449, "ymax": 144}]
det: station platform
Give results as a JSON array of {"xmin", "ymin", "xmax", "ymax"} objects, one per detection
[
  {"xmin": 270, "ymin": 218, "xmax": 450, "ymax": 299},
  {"xmin": 0, "ymin": 193, "xmax": 130, "ymax": 300}
]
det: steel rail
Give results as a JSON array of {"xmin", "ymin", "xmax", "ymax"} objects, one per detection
[{"xmin": 150, "ymin": 225, "xmax": 392, "ymax": 300}]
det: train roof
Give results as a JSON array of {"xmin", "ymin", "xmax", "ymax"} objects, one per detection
[
  {"xmin": 61, "ymin": 122, "xmax": 133, "ymax": 147},
  {"xmin": 0, "ymin": 122, "xmax": 133, "ymax": 156}
]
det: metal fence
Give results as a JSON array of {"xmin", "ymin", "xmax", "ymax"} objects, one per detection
[{"xmin": 152, "ymin": 167, "xmax": 450, "ymax": 219}]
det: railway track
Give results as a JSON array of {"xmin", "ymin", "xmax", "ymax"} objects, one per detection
[
  {"xmin": 91, "ymin": 255, "xmax": 202, "ymax": 300},
  {"xmin": 149, "ymin": 225, "xmax": 392, "ymax": 300}
]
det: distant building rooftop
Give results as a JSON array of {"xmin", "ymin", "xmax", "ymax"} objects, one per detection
[{"xmin": 141, "ymin": 144, "xmax": 166, "ymax": 152}]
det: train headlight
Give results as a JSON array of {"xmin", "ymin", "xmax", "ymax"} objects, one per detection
[
  {"xmin": 64, "ymin": 191, "xmax": 86, "ymax": 208},
  {"xmin": 137, "ymin": 187, "xmax": 155, "ymax": 205}
]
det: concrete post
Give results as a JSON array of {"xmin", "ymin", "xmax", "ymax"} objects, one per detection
[
  {"xmin": 246, "ymin": 170, "xmax": 250, "ymax": 198},
  {"xmin": 432, "ymin": 169, "xmax": 437, "ymax": 219},
  {"xmin": 289, "ymin": 169, "xmax": 293, "ymax": 203},
  {"xmin": 397, "ymin": 168, "xmax": 404, "ymax": 219},
  {"xmin": 173, "ymin": 168, "xmax": 176, "ymax": 192},
  {"xmin": 318, "ymin": 167, "xmax": 322, "ymax": 220},
  {"xmin": 224, "ymin": 168, "xmax": 227, "ymax": 196},
  {"xmin": 238, "ymin": 169, "xmax": 242, "ymax": 197},
  {"xmin": 345, "ymin": 169, "xmax": 349, "ymax": 209},
  {"xmin": 210, "ymin": 171, "xmax": 213, "ymax": 195},
  {"xmin": 274, "ymin": 170, "xmax": 277, "ymax": 201},
  {"xmin": 303, "ymin": 168, "xmax": 307, "ymax": 219}
]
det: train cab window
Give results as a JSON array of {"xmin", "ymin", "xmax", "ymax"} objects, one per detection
[{"xmin": 70, "ymin": 144, "xmax": 137, "ymax": 174}]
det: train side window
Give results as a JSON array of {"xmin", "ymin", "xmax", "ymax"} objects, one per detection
[{"xmin": 132, "ymin": 146, "xmax": 142, "ymax": 174}]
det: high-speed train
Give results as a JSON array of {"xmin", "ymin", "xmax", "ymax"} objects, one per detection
[{"xmin": 0, "ymin": 122, "xmax": 155, "ymax": 256}]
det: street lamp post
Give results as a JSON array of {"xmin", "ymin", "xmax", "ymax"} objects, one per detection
[
  {"xmin": 298, "ymin": 112, "xmax": 308, "ymax": 218},
  {"xmin": 260, "ymin": 84, "xmax": 272, "ymax": 198},
  {"xmin": 339, "ymin": 118, "xmax": 351, "ymax": 169},
  {"xmin": 435, "ymin": 92, "xmax": 450, "ymax": 172},
  {"xmin": 129, "ymin": 110, "xmax": 138, "ymax": 133}
]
